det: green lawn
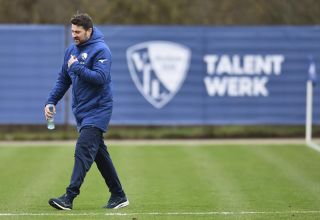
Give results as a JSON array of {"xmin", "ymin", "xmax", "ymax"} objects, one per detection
[{"xmin": 0, "ymin": 142, "xmax": 320, "ymax": 219}]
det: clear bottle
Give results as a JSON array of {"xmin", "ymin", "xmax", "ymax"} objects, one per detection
[{"xmin": 47, "ymin": 105, "xmax": 55, "ymax": 130}]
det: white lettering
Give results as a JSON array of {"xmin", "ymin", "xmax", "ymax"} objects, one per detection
[
  {"xmin": 203, "ymin": 54, "xmax": 283, "ymax": 97},
  {"xmin": 204, "ymin": 76, "xmax": 269, "ymax": 97},
  {"xmin": 272, "ymin": 55, "xmax": 284, "ymax": 75},
  {"xmin": 204, "ymin": 54, "xmax": 285, "ymax": 76},
  {"xmin": 243, "ymin": 55, "xmax": 255, "ymax": 75},
  {"xmin": 233, "ymin": 55, "xmax": 243, "ymax": 75},
  {"xmin": 203, "ymin": 55, "xmax": 218, "ymax": 75},
  {"xmin": 239, "ymin": 77, "xmax": 252, "ymax": 96},
  {"xmin": 228, "ymin": 77, "xmax": 238, "ymax": 96},
  {"xmin": 204, "ymin": 76, "xmax": 227, "ymax": 96},
  {"xmin": 216, "ymin": 55, "xmax": 232, "ymax": 75},
  {"xmin": 254, "ymin": 55, "xmax": 269, "ymax": 75},
  {"xmin": 253, "ymin": 77, "xmax": 268, "ymax": 96}
]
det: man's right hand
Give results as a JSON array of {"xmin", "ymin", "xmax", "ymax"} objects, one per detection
[
  {"xmin": 68, "ymin": 55, "xmax": 78, "ymax": 68},
  {"xmin": 44, "ymin": 104, "xmax": 56, "ymax": 120}
]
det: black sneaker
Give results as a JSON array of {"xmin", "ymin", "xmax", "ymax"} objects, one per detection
[
  {"xmin": 104, "ymin": 195, "xmax": 129, "ymax": 209},
  {"xmin": 48, "ymin": 194, "xmax": 73, "ymax": 210}
]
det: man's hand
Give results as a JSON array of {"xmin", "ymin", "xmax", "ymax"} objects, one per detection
[
  {"xmin": 44, "ymin": 104, "xmax": 56, "ymax": 120},
  {"xmin": 68, "ymin": 55, "xmax": 78, "ymax": 68}
]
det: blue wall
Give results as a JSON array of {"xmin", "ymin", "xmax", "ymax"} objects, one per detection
[
  {"xmin": 0, "ymin": 25, "xmax": 319, "ymax": 125},
  {"xmin": 0, "ymin": 25, "xmax": 66, "ymax": 124}
]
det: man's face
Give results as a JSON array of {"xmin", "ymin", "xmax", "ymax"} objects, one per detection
[{"xmin": 71, "ymin": 24, "xmax": 92, "ymax": 45}]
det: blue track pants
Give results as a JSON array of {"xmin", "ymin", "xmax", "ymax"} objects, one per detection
[{"xmin": 66, "ymin": 126, "xmax": 125, "ymax": 199}]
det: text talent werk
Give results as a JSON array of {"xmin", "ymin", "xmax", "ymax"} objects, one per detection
[{"xmin": 203, "ymin": 54, "xmax": 285, "ymax": 97}]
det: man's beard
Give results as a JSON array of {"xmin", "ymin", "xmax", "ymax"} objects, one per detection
[{"xmin": 74, "ymin": 35, "xmax": 89, "ymax": 45}]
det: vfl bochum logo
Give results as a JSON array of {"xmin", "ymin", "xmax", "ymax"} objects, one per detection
[{"xmin": 127, "ymin": 41, "xmax": 191, "ymax": 108}]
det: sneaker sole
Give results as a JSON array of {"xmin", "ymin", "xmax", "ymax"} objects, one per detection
[
  {"xmin": 49, "ymin": 199, "xmax": 72, "ymax": 211},
  {"xmin": 113, "ymin": 200, "xmax": 129, "ymax": 209}
]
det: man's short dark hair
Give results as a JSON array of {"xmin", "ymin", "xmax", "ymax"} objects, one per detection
[{"xmin": 70, "ymin": 13, "xmax": 93, "ymax": 30}]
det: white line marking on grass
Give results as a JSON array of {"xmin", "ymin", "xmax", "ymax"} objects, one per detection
[
  {"xmin": 306, "ymin": 141, "xmax": 320, "ymax": 153},
  {"xmin": 1, "ymin": 138, "xmax": 318, "ymax": 147},
  {"xmin": 0, "ymin": 211, "xmax": 320, "ymax": 216}
]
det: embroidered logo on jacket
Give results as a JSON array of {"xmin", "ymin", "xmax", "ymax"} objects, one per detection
[
  {"xmin": 98, "ymin": 59, "xmax": 107, "ymax": 64},
  {"xmin": 81, "ymin": 53, "xmax": 88, "ymax": 60}
]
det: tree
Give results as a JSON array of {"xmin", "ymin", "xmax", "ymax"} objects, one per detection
[{"xmin": 0, "ymin": 0, "xmax": 319, "ymax": 25}]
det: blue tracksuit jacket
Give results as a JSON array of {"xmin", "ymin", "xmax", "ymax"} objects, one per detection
[{"xmin": 46, "ymin": 27, "xmax": 113, "ymax": 132}]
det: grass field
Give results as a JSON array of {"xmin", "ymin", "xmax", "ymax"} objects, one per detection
[{"xmin": 0, "ymin": 141, "xmax": 320, "ymax": 219}]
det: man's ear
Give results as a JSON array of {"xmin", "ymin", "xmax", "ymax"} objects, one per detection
[{"xmin": 88, "ymin": 28, "xmax": 93, "ymax": 36}]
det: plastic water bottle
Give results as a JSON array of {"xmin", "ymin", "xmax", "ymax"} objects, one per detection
[{"xmin": 47, "ymin": 105, "xmax": 55, "ymax": 130}]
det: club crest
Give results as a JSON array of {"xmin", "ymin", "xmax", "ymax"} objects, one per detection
[
  {"xmin": 127, "ymin": 41, "xmax": 191, "ymax": 108},
  {"xmin": 81, "ymin": 53, "xmax": 88, "ymax": 60}
]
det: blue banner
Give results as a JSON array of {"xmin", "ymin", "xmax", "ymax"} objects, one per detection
[
  {"xmin": 100, "ymin": 26, "xmax": 320, "ymax": 125},
  {"xmin": 0, "ymin": 25, "xmax": 66, "ymax": 124},
  {"xmin": 1, "ymin": 25, "xmax": 320, "ymax": 125}
]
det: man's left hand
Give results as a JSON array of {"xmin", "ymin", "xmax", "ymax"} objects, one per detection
[{"xmin": 68, "ymin": 55, "xmax": 78, "ymax": 68}]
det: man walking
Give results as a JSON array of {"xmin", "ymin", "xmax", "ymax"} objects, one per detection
[{"xmin": 44, "ymin": 13, "xmax": 128, "ymax": 210}]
